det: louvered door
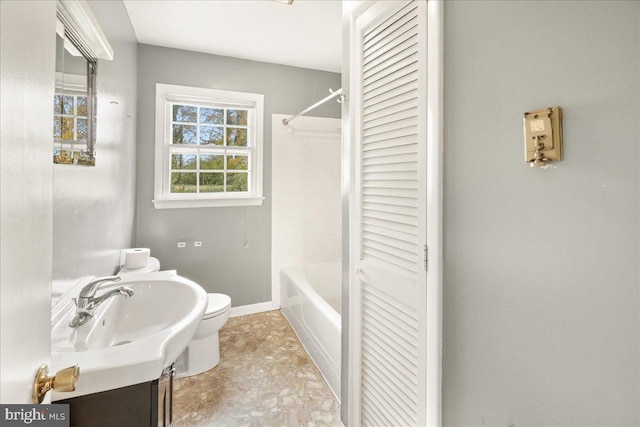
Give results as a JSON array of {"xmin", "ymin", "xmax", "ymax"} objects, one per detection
[{"xmin": 348, "ymin": 1, "xmax": 428, "ymax": 426}]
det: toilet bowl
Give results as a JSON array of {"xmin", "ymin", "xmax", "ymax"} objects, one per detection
[
  {"xmin": 118, "ymin": 257, "xmax": 231, "ymax": 378},
  {"xmin": 174, "ymin": 293, "xmax": 231, "ymax": 378}
]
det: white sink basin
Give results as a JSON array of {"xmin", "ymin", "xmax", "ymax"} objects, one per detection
[{"xmin": 51, "ymin": 270, "xmax": 207, "ymax": 400}]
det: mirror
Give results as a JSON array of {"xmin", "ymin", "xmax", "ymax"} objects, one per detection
[{"xmin": 53, "ymin": 18, "xmax": 97, "ymax": 166}]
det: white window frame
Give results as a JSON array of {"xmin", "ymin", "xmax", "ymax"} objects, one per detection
[{"xmin": 153, "ymin": 83, "xmax": 264, "ymax": 209}]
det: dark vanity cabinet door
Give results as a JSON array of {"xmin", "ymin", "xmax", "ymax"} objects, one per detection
[{"xmin": 56, "ymin": 366, "xmax": 174, "ymax": 427}]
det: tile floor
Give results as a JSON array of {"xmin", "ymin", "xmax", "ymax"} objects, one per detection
[{"xmin": 173, "ymin": 310, "xmax": 342, "ymax": 427}]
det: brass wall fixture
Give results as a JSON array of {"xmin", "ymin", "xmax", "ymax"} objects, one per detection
[
  {"xmin": 32, "ymin": 364, "xmax": 80, "ymax": 403},
  {"xmin": 524, "ymin": 106, "xmax": 563, "ymax": 168}
]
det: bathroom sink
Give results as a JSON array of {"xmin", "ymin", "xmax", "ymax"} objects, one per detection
[{"xmin": 51, "ymin": 270, "xmax": 207, "ymax": 400}]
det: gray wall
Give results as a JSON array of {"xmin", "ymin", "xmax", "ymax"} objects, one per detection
[
  {"xmin": 52, "ymin": 1, "xmax": 138, "ymax": 280},
  {"xmin": 135, "ymin": 45, "xmax": 341, "ymax": 306},
  {"xmin": 443, "ymin": 1, "xmax": 639, "ymax": 426}
]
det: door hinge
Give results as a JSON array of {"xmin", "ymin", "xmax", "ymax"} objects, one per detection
[{"xmin": 424, "ymin": 244, "xmax": 428, "ymax": 271}]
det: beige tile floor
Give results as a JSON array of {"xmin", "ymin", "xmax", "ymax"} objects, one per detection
[{"xmin": 173, "ymin": 310, "xmax": 342, "ymax": 427}]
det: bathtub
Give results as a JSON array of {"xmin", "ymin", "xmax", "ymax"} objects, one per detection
[{"xmin": 280, "ymin": 262, "xmax": 341, "ymax": 400}]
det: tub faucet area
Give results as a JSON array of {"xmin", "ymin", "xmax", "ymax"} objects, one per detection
[{"xmin": 70, "ymin": 276, "xmax": 134, "ymax": 327}]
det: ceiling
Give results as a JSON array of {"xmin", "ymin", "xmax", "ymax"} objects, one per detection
[{"xmin": 123, "ymin": 0, "xmax": 342, "ymax": 73}]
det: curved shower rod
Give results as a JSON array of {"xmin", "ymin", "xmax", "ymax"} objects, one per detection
[{"xmin": 282, "ymin": 88, "xmax": 344, "ymax": 126}]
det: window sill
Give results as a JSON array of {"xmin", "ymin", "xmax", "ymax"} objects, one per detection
[{"xmin": 152, "ymin": 196, "xmax": 265, "ymax": 209}]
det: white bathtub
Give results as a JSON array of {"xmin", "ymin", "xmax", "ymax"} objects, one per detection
[{"xmin": 280, "ymin": 262, "xmax": 341, "ymax": 400}]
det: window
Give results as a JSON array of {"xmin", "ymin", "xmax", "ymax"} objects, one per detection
[
  {"xmin": 54, "ymin": 93, "xmax": 88, "ymax": 143},
  {"xmin": 154, "ymin": 84, "xmax": 264, "ymax": 209},
  {"xmin": 52, "ymin": 69, "xmax": 96, "ymax": 166}
]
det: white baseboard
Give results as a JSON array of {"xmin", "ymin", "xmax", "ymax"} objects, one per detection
[{"xmin": 229, "ymin": 301, "xmax": 276, "ymax": 318}]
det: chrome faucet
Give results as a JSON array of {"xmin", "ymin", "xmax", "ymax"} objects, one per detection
[{"xmin": 69, "ymin": 276, "xmax": 134, "ymax": 328}]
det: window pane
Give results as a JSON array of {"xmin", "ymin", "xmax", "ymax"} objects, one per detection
[
  {"xmin": 61, "ymin": 117, "xmax": 74, "ymax": 140},
  {"xmin": 226, "ymin": 109, "xmax": 248, "ymax": 126},
  {"xmin": 77, "ymin": 118, "xmax": 87, "ymax": 140},
  {"xmin": 199, "ymin": 108, "xmax": 224, "ymax": 125},
  {"xmin": 53, "ymin": 116, "xmax": 61, "ymax": 138},
  {"xmin": 172, "ymin": 104, "xmax": 197, "ymax": 123},
  {"xmin": 77, "ymin": 97, "xmax": 87, "ymax": 117},
  {"xmin": 200, "ymin": 154, "xmax": 224, "ymax": 170},
  {"xmin": 199, "ymin": 173, "xmax": 224, "ymax": 193},
  {"xmin": 227, "ymin": 154, "xmax": 248, "ymax": 170},
  {"xmin": 226, "ymin": 128, "xmax": 247, "ymax": 146},
  {"xmin": 227, "ymin": 173, "xmax": 248, "ymax": 192},
  {"xmin": 199, "ymin": 125, "xmax": 223, "ymax": 145},
  {"xmin": 171, "ymin": 154, "xmax": 197, "ymax": 170},
  {"xmin": 171, "ymin": 172, "xmax": 197, "ymax": 193},
  {"xmin": 172, "ymin": 124, "xmax": 197, "ymax": 144},
  {"xmin": 62, "ymin": 95, "xmax": 74, "ymax": 115},
  {"xmin": 54, "ymin": 95, "xmax": 62, "ymax": 115}
]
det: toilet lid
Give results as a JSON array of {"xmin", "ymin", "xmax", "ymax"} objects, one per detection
[{"xmin": 204, "ymin": 293, "xmax": 231, "ymax": 318}]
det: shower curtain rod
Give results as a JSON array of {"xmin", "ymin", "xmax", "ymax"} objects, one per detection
[{"xmin": 282, "ymin": 88, "xmax": 343, "ymax": 126}]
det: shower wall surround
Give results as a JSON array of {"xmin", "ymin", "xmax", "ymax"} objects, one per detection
[
  {"xmin": 135, "ymin": 45, "xmax": 341, "ymax": 307},
  {"xmin": 271, "ymin": 114, "xmax": 342, "ymax": 307}
]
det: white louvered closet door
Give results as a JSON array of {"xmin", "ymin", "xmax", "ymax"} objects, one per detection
[{"xmin": 348, "ymin": 1, "xmax": 428, "ymax": 426}]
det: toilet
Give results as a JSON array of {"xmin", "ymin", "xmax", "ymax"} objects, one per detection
[
  {"xmin": 174, "ymin": 293, "xmax": 231, "ymax": 378},
  {"xmin": 118, "ymin": 256, "xmax": 231, "ymax": 378}
]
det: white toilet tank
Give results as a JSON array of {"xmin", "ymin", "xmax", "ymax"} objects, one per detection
[{"xmin": 118, "ymin": 257, "xmax": 160, "ymax": 275}]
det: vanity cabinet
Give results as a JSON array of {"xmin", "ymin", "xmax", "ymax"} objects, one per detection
[{"xmin": 56, "ymin": 366, "xmax": 174, "ymax": 427}]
